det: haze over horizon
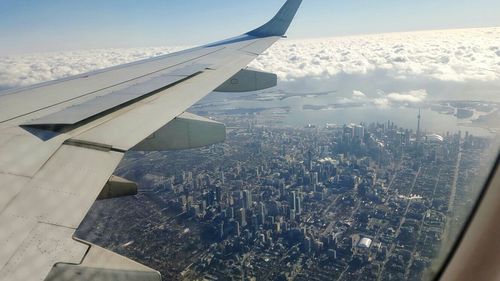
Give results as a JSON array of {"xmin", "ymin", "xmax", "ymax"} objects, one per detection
[
  {"xmin": 2, "ymin": 27, "xmax": 499, "ymax": 90},
  {"xmin": 1, "ymin": 0, "xmax": 500, "ymax": 55},
  {"xmin": 1, "ymin": 3, "xmax": 497, "ymax": 147}
]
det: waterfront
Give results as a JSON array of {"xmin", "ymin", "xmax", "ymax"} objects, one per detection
[{"xmin": 193, "ymin": 87, "xmax": 500, "ymax": 137}]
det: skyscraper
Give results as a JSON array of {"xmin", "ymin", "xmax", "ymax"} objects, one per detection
[
  {"xmin": 239, "ymin": 208, "xmax": 247, "ymax": 227},
  {"xmin": 303, "ymin": 237, "xmax": 312, "ymax": 253},
  {"xmin": 312, "ymin": 172, "xmax": 319, "ymax": 186},
  {"xmin": 258, "ymin": 202, "xmax": 266, "ymax": 225},
  {"xmin": 295, "ymin": 196, "xmax": 302, "ymax": 215},
  {"xmin": 353, "ymin": 125, "xmax": 365, "ymax": 139},
  {"xmin": 251, "ymin": 214, "xmax": 258, "ymax": 230},
  {"xmin": 290, "ymin": 191, "xmax": 297, "ymax": 211},
  {"xmin": 307, "ymin": 149, "xmax": 313, "ymax": 171},
  {"xmin": 243, "ymin": 190, "xmax": 252, "ymax": 209},
  {"xmin": 234, "ymin": 221, "xmax": 240, "ymax": 237},
  {"xmin": 215, "ymin": 185, "xmax": 223, "ymax": 204},
  {"xmin": 416, "ymin": 108, "xmax": 422, "ymax": 143}
]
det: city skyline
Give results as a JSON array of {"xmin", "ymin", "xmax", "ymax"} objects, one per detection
[{"xmin": 78, "ymin": 111, "xmax": 489, "ymax": 280}]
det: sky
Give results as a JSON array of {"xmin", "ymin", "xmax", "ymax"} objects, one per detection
[{"xmin": 1, "ymin": 0, "xmax": 500, "ymax": 55}]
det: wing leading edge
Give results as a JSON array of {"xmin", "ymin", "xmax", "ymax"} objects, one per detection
[{"xmin": 0, "ymin": 1, "xmax": 302, "ymax": 280}]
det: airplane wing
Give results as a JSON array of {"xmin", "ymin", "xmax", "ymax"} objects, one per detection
[{"xmin": 0, "ymin": 1, "xmax": 302, "ymax": 280}]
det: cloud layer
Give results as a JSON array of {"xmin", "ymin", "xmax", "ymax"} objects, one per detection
[
  {"xmin": 326, "ymin": 89, "xmax": 429, "ymax": 109},
  {"xmin": 375, "ymin": 89, "xmax": 428, "ymax": 108},
  {"xmin": 0, "ymin": 27, "xmax": 499, "ymax": 91},
  {"xmin": 0, "ymin": 47, "xmax": 183, "ymax": 90},
  {"xmin": 251, "ymin": 27, "xmax": 500, "ymax": 82}
]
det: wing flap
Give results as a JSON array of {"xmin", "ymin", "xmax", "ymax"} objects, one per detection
[
  {"xmin": 69, "ymin": 52, "xmax": 257, "ymax": 151},
  {"xmin": 44, "ymin": 242, "xmax": 161, "ymax": 281},
  {"xmin": 0, "ymin": 47, "xmax": 223, "ymax": 124},
  {"xmin": 2, "ymin": 145, "xmax": 123, "ymax": 228},
  {"xmin": 79, "ymin": 243, "xmax": 157, "ymax": 272},
  {"xmin": 0, "ymin": 223, "xmax": 88, "ymax": 281},
  {"xmin": 23, "ymin": 64, "xmax": 211, "ymax": 129},
  {"xmin": 0, "ymin": 145, "xmax": 124, "ymax": 281},
  {"xmin": 45, "ymin": 266, "xmax": 161, "ymax": 281}
]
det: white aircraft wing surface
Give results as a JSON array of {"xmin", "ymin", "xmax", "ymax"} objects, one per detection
[{"xmin": 0, "ymin": 0, "xmax": 302, "ymax": 280}]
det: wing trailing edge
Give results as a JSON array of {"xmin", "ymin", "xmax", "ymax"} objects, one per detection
[{"xmin": 45, "ymin": 243, "xmax": 161, "ymax": 281}]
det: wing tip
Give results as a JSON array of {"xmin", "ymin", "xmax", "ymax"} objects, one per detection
[{"xmin": 246, "ymin": 0, "xmax": 303, "ymax": 38}]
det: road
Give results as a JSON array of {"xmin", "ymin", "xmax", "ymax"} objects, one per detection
[
  {"xmin": 439, "ymin": 151, "xmax": 462, "ymax": 258},
  {"xmin": 377, "ymin": 166, "xmax": 421, "ymax": 281}
]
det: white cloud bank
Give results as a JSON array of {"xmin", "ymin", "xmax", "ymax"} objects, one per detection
[
  {"xmin": 379, "ymin": 89, "xmax": 428, "ymax": 108},
  {"xmin": 251, "ymin": 27, "xmax": 500, "ymax": 82},
  {"xmin": 0, "ymin": 27, "xmax": 499, "ymax": 91},
  {"xmin": 0, "ymin": 47, "xmax": 183, "ymax": 90},
  {"xmin": 349, "ymin": 89, "xmax": 428, "ymax": 108}
]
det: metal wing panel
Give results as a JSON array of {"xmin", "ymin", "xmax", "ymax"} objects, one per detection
[
  {"xmin": 0, "ymin": 47, "xmax": 223, "ymax": 124},
  {"xmin": 71, "ymin": 51, "xmax": 259, "ymax": 151},
  {"xmin": 1, "ymin": 145, "xmax": 123, "ymax": 228},
  {"xmin": 239, "ymin": 36, "xmax": 280, "ymax": 54},
  {"xmin": 0, "ymin": 127, "xmax": 67, "ymax": 178},
  {"xmin": 0, "ymin": 174, "xmax": 29, "ymax": 212},
  {"xmin": 23, "ymin": 64, "xmax": 210, "ymax": 126},
  {"xmin": 0, "ymin": 223, "xmax": 88, "ymax": 281},
  {"xmin": 0, "ymin": 145, "xmax": 123, "ymax": 281}
]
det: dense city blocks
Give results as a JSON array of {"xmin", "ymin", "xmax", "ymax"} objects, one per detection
[{"xmin": 78, "ymin": 112, "xmax": 491, "ymax": 281}]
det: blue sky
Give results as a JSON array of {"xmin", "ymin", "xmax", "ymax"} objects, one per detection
[{"xmin": 1, "ymin": 0, "xmax": 499, "ymax": 55}]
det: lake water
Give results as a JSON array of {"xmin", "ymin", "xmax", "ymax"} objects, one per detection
[{"xmin": 195, "ymin": 88, "xmax": 498, "ymax": 137}]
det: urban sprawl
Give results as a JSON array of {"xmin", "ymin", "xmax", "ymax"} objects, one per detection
[{"xmin": 78, "ymin": 111, "xmax": 490, "ymax": 281}]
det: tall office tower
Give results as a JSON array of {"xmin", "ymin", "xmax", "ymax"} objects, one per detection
[
  {"xmin": 307, "ymin": 149, "xmax": 313, "ymax": 171},
  {"xmin": 185, "ymin": 186, "xmax": 190, "ymax": 210},
  {"xmin": 258, "ymin": 202, "xmax": 266, "ymax": 225},
  {"xmin": 235, "ymin": 221, "xmax": 240, "ymax": 237},
  {"xmin": 243, "ymin": 190, "xmax": 252, "ymax": 209},
  {"xmin": 290, "ymin": 191, "xmax": 297, "ymax": 211},
  {"xmin": 251, "ymin": 214, "xmax": 258, "ymax": 230},
  {"xmin": 353, "ymin": 125, "xmax": 365, "ymax": 139},
  {"xmin": 416, "ymin": 108, "xmax": 422, "ymax": 143},
  {"xmin": 220, "ymin": 170, "xmax": 225, "ymax": 185},
  {"xmin": 215, "ymin": 185, "xmax": 223, "ymax": 204},
  {"xmin": 239, "ymin": 208, "xmax": 247, "ymax": 227},
  {"xmin": 295, "ymin": 196, "xmax": 302, "ymax": 215},
  {"xmin": 289, "ymin": 208, "xmax": 296, "ymax": 221},
  {"xmin": 303, "ymin": 237, "xmax": 312, "ymax": 253},
  {"xmin": 312, "ymin": 172, "xmax": 319, "ymax": 186}
]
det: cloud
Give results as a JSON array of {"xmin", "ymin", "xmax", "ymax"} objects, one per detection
[
  {"xmin": 0, "ymin": 27, "xmax": 499, "ymax": 92},
  {"xmin": 386, "ymin": 89, "xmax": 428, "ymax": 104},
  {"xmin": 250, "ymin": 27, "xmax": 500, "ymax": 82},
  {"xmin": 349, "ymin": 89, "xmax": 427, "ymax": 108},
  {"xmin": 0, "ymin": 47, "xmax": 183, "ymax": 90},
  {"xmin": 352, "ymin": 90, "xmax": 367, "ymax": 99},
  {"xmin": 371, "ymin": 89, "xmax": 428, "ymax": 108}
]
